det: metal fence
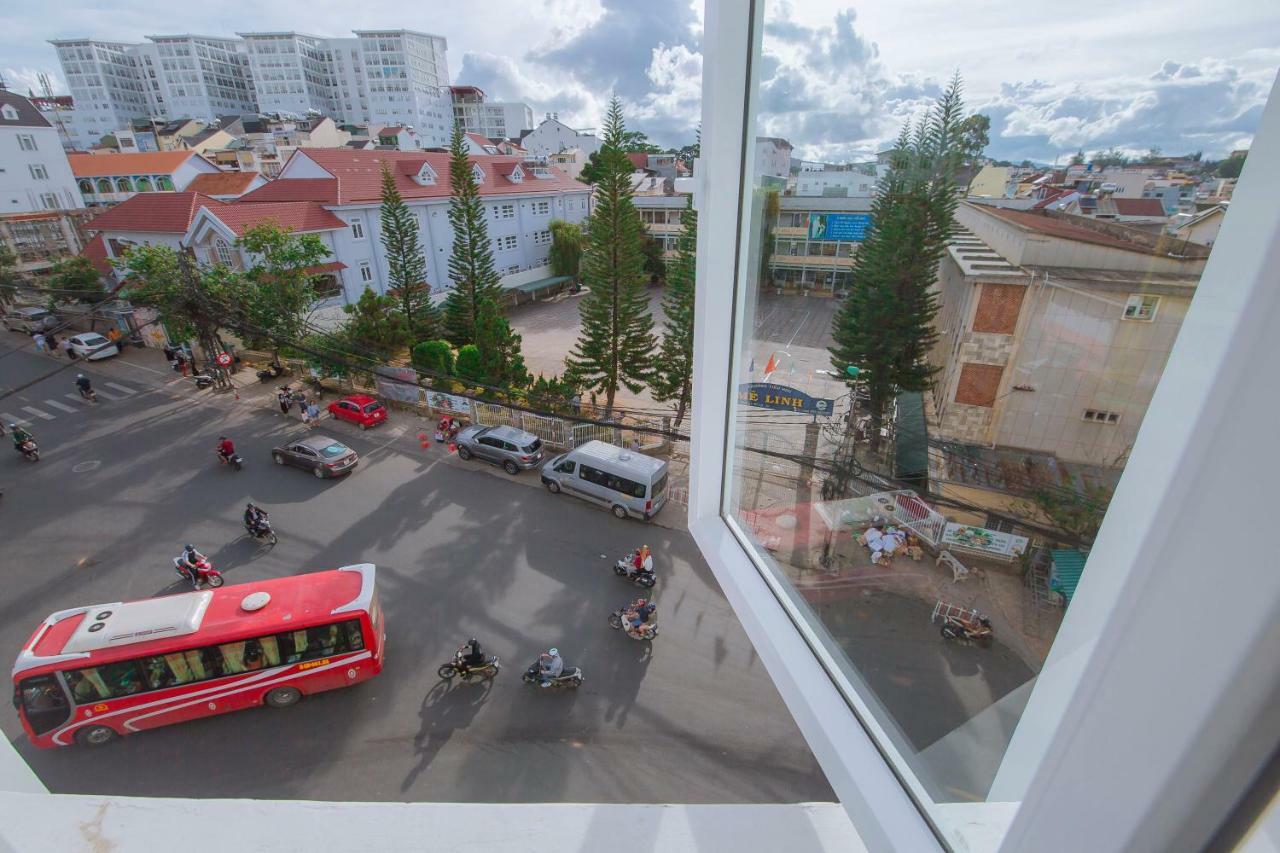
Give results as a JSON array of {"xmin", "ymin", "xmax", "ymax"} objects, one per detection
[{"xmin": 570, "ymin": 422, "xmax": 621, "ymax": 448}]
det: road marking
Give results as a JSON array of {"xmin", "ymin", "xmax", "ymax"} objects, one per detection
[
  {"xmin": 21, "ymin": 406, "xmax": 55, "ymax": 421},
  {"xmin": 93, "ymin": 388, "xmax": 124, "ymax": 401},
  {"xmin": 65, "ymin": 393, "xmax": 91, "ymax": 406},
  {"xmin": 105, "ymin": 382, "xmax": 136, "ymax": 395},
  {"xmin": 0, "ymin": 413, "xmax": 30, "ymax": 426},
  {"xmin": 44, "ymin": 399, "xmax": 78, "ymax": 413}
]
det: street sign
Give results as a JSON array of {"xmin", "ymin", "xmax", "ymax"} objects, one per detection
[
  {"xmin": 215, "ymin": 352, "xmax": 232, "ymax": 367},
  {"xmin": 738, "ymin": 382, "xmax": 834, "ymax": 415}
]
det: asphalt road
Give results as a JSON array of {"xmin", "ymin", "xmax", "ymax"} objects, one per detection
[{"xmin": 0, "ymin": 337, "xmax": 834, "ymax": 804}]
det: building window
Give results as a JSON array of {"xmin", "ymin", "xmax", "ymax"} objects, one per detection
[
  {"xmin": 1123, "ymin": 294, "xmax": 1160, "ymax": 321},
  {"xmin": 1, "ymin": 105, "xmax": 18, "ymax": 121},
  {"xmin": 213, "ymin": 238, "xmax": 234, "ymax": 266},
  {"xmin": 533, "ymin": 230, "xmax": 552, "ymax": 246},
  {"xmin": 17, "ymin": 134, "xmax": 36, "ymax": 151},
  {"xmin": 39, "ymin": 193, "xmax": 59, "ymax": 210},
  {"xmin": 492, "ymin": 203, "xmax": 515, "ymax": 220},
  {"xmin": 350, "ymin": 217, "xmax": 365, "ymax": 240},
  {"xmin": 359, "ymin": 261, "xmax": 373, "ymax": 282},
  {"xmin": 534, "ymin": 200, "xmax": 550, "ymax": 215},
  {"xmin": 1083, "ymin": 408, "xmax": 1121, "ymax": 424},
  {"xmin": 115, "ymin": 177, "xmax": 133, "ymax": 193},
  {"xmin": 28, "ymin": 164, "xmax": 49, "ymax": 181},
  {"xmin": 497, "ymin": 235, "xmax": 518, "ymax": 251},
  {"xmin": 504, "ymin": 265, "xmax": 520, "ymax": 276}
]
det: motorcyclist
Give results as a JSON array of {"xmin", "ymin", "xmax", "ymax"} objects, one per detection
[
  {"xmin": 538, "ymin": 648, "xmax": 564, "ymax": 686},
  {"xmin": 216, "ymin": 436, "xmax": 236, "ymax": 463},
  {"xmin": 11, "ymin": 424, "xmax": 33, "ymax": 450},
  {"xmin": 456, "ymin": 637, "xmax": 488, "ymax": 675},
  {"xmin": 624, "ymin": 598, "xmax": 657, "ymax": 637},
  {"xmin": 75, "ymin": 374, "xmax": 93, "ymax": 398},
  {"xmin": 243, "ymin": 502, "xmax": 268, "ymax": 535},
  {"xmin": 631, "ymin": 545, "xmax": 654, "ymax": 575},
  {"xmin": 176, "ymin": 544, "xmax": 208, "ymax": 584}
]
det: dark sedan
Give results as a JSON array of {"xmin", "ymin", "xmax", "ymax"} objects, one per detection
[{"xmin": 271, "ymin": 435, "xmax": 359, "ymax": 479}]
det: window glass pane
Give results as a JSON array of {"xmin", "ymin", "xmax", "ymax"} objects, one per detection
[{"xmin": 721, "ymin": 0, "xmax": 1256, "ymax": 847}]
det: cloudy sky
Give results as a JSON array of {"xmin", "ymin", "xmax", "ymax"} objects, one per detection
[{"xmin": 4, "ymin": 0, "xmax": 1278, "ymax": 163}]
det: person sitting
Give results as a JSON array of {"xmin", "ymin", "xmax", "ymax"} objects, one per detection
[
  {"xmin": 243, "ymin": 503, "xmax": 268, "ymax": 535},
  {"xmin": 457, "ymin": 638, "xmax": 488, "ymax": 674},
  {"xmin": 624, "ymin": 599, "xmax": 656, "ymax": 637},
  {"xmin": 75, "ymin": 374, "xmax": 92, "ymax": 398},
  {"xmin": 11, "ymin": 424, "xmax": 33, "ymax": 449},
  {"xmin": 176, "ymin": 544, "xmax": 207, "ymax": 583},
  {"xmin": 217, "ymin": 436, "xmax": 235, "ymax": 462},
  {"xmin": 539, "ymin": 648, "xmax": 564, "ymax": 686}
]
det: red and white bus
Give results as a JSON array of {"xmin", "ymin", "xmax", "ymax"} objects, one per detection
[{"xmin": 11, "ymin": 564, "xmax": 384, "ymax": 748}]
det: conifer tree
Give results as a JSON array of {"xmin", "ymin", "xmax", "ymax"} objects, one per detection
[
  {"xmin": 829, "ymin": 74, "xmax": 970, "ymax": 451},
  {"xmin": 442, "ymin": 123, "xmax": 503, "ymax": 346},
  {"xmin": 653, "ymin": 195, "xmax": 696, "ymax": 427},
  {"xmin": 379, "ymin": 164, "xmax": 439, "ymax": 341},
  {"xmin": 565, "ymin": 97, "xmax": 655, "ymax": 416},
  {"xmin": 474, "ymin": 298, "xmax": 530, "ymax": 390}
]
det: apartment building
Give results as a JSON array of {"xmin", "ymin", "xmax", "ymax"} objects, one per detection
[
  {"xmin": 48, "ymin": 40, "xmax": 154, "ymax": 147},
  {"xmin": 0, "ymin": 91, "xmax": 84, "ymax": 214},
  {"xmin": 238, "ymin": 32, "xmax": 334, "ymax": 117},
  {"xmin": 83, "ymin": 149, "xmax": 591, "ymax": 308},
  {"xmin": 929, "ymin": 202, "xmax": 1210, "ymax": 467},
  {"xmin": 354, "ymin": 30, "xmax": 452, "ymax": 147},
  {"xmin": 69, "ymin": 150, "xmax": 221, "ymax": 207},
  {"xmin": 450, "ymin": 86, "xmax": 534, "ymax": 140},
  {"xmin": 144, "ymin": 35, "xmax": 255, "ymax": 120}
]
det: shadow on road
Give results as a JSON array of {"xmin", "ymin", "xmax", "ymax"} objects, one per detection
[{"xmin": 401, "ymin": 678, "xmax": 492, "ymax": 793}]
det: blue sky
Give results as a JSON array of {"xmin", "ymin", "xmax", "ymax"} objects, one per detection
[{"xmin": 4, "ymin": 0, "xmax": 1278, "ymax": 162}]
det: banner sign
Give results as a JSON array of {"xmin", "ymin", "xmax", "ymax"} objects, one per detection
[
  {"xmin": 807, "ymin": 213, "xmax": 872, "ymax": 242},
  {"xmin": 738, "ymin": 382, "xmax": 833, "ymax": 415},
  {"xmin": 375, "ymin": 367, "xmax": 420, "ymax": 403},
  {"xmin": 426, "ymin": 390, "xmax": 472, "ymax": 414},
  {"xmin": 941, "ymin": 523, "xmax": 1029, "ymax": 558}
]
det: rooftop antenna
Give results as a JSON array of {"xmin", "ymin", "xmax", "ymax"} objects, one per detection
[
  {"xmin": 38, "ymin": 72, "xmax": 73, "ymax": 147},
  {"xmin": 0, "ymin": 73, "xmax": 8, "ymax": 90}
]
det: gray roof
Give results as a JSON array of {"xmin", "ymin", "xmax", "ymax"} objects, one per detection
[{"xmin": 0, "ymin": 91, "xmax": 52, "ymax": 129}]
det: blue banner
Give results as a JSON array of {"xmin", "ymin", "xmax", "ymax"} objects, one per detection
[
  {"xmin": 807, "ymin": 213, "xmax": 871, "ymax": 242},
  {"xmin": 738, "ymin": 382, "xmax": 834, "ymax": 415}
]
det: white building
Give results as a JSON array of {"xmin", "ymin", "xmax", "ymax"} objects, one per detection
[
  {"xmin": 68, "ymin": 150, "xmax": 221, "ymax": 207},
  {"xmin": 48, "ymin": 40, "xmax": 154, "ymax": 147},
  {"xmin": 450, "ymin": 86, "xmax": 534, "ymax": 140},
  {"xmin": 144, "ymin": 35, "xmax": 255, "ymax": 120},
  {"xmin": 238, "ymin": 32, "xmax": 334, "ymax": 117},
  {"xmin": 520, "ymin": 116, "xmax": 602, "ymax": 159},
  {"xmin": 353, "ymin": 30, "xmax": 452, "ymax": 147},
  {"xmin": 794, "ymin": 166, "xmax": 877, "ymax": 197},
  {"xmin": 0, "ymin": 91, "xmax": 84, "ymax": 214},
  {"xmin": 323, "ymin": 37, "xmax": 371, "ymax": 127},
  {"xmin": 754, "ymin": 137, "xmax": 792, "ymax": 181}
]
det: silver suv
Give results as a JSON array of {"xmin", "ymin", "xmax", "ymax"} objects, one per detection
[
  {"xmin": 3, "ymin": 307, "xmax": 57, "ymax": 333},
  {"xmin": 455, "ymin": 425, "xmax": 544, "ymax": 475}
]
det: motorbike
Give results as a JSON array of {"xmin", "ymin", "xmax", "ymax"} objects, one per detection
[
  {"xmin": 256, "ymin": 363, "xmax": 286, "ymax": 383},
  {"xmin": 245, "ymin": 518, "xmax": 277, "ymax": 545},
  {"xmin": 216, "ymin": 449, "xmax": 243, "ymax": 471},
  {"xmin": 78, "ymin": 386, "xmax": 98, "ymax": 403},
  {"xmin": 522, "ymin": 662, "xmax": 584, "ymax": 689},
  {"xmin": 608, "ymin": 608, "xmax": 658, "ymax": 640},
  {"xmin": 614, "ymin": 553, "xmax": 656, "ymax": 588},
  {"xmin": 172, "ymin": 557, "xmax": 224, "ymax": 589},
  {"xmin": 15, "ymin": 439, "xmax": 39, "ymax": 462},
  {"xmin": 438, "ymin": 651, "xmax": 501, "ymax": 681},
  {"xmin": 940, "ymin": 613, "xmax": 994, "ymax": 647},
  {"xmin": 193, "ymin": 371, "xmax": 216, "ymax": 389}
]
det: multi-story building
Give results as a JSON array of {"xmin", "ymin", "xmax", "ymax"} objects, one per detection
[
  {"xmin": 84, "ymin": 149, "xmax": 591, "ymax": 310},
  {"xmin": 202, "ymin": 115, "xmax": 349, "ymax": 177},
  {"xmin": 0, "ymin": 90, "xmax": 84, "ymax": 214},
  {"xmin": 353, "ymin": 30, "xmax": 451, "ymax": 147},
  {"xmin": 323, "ymin": 37, "xmax": 370, "ymax": 127},
  {"xmin": 0, "ymin": 209, "xmax": 94, "ymax": 279},
  {"xmin": 69, "ymin": 150, "xmax": 221, "ymax": 207},
  {"xmin": 520, "ymin": 116, "xmax": 602, "ymax": 159},
  {"xmin": 765, "ymin": 195, "xmax": 871, "ymax": 292},
  {"xmin": 450, "ymin": 86, "xmax": 534, "ymax": 140},
  {"xmin": 144, "ymin": 35, "xmax": 255, "ymax": 120},
  {"xmin": 753, "ymin": 136, "xmax": 792, "ymax": 182},
  {"xmin": 238, "ymin": 32, "xmax": 334, "ymax": 117},
  {"xmin": 48, "ymin": 40, "xmax": 154, "ymax": 147},
  {"xmin": 793, "ymin": 165, "xmax": 878, "ymax": 197},
  {"xmin": 928, "ymin": 202, "xmax": 1211, "ymax": 468}
]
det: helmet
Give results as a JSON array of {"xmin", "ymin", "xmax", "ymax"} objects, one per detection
[
  {"xmin": 7, "ymin": 423, "xmax": 14, "ymax": 429},
  {"xmin": 184, "ymin": 544, "xmax": 194, "ymax": 551},
  {"xmin": 219, "ymin": 436, "xmax": 227, "ymax": 441},
  {"xmin": 77, "ymin": 373, "xmax": 84, "ymax": 379},
  {"xmin": 468, "ymin": 637, "xmax": 477, "ymax": 645},
  {"xmin": 548, "ymin": 647, "xmax": 559, "ymax": 657}
]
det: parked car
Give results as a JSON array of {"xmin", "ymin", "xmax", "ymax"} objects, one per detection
[
  {"xmin": 68, "ymin": 332, "xmax": 119, "ymax": 361},
  {"xmin": 327, "ymin": 394, "xmax": 387, "ymax": 430},
  {"xmin": 540, "ymin": 440, "xmax": 669, "ymax": 520},
  {"xmin": 271, "ymin": 435, "xmax": 359, "ymax": 479},
  {"xmin": 3, "ymin": 307, "xmax": 57, "ymax": 333},
  {"xmin": 454, "ymin": 425, "xmax": 544, "ymax": 475}
]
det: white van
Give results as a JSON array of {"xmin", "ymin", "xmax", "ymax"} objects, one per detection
[{"xmin": 540, "ymin": 441, "xmax": 669, "ymax": 520}]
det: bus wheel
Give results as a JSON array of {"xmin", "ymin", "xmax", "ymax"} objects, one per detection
[
  {"xmin": 265, "ymin": 686, "xmax": 302, "ymax": 708},
  {"xmin": 76, "ymin": 725, "xmax": 118, "ymax": 747}
]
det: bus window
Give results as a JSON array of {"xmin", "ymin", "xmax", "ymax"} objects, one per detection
[
  {"xmin": 18, "ymin": 675, "xmax": 71, "ymax": 735},
  {"xmin": 68, "ymin": 661, "xmax": 144, "ymax": 701},
  {"xmin": 344, "ymin": 620, "xmax": 365, "ymax": 651}
]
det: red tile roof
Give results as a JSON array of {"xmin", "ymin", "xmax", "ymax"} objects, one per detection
[
  {"xmin": 203, "ymin": 202, "xmax": 346, "ymax": 236},
  {"xmin": 263, "ymin": 150, "xmax": 588, "ymax": 205},
  {"xmin": 978, "ymin": 206, "xmax": 1160, "ymax": 255},
  {"xmin": 185, "ymin": 171, "xmax": 260, "ymax": 197},
  {"xmin": 237, "ymin": 178, "xmax": 339, "ymax": 203},
  {"xmin": 86, "ymin": 192, "xmax": 223, "ymax": 233},
  {"xmin": 81, "ymin": 234, "xmax": 114, "ymax": 277},
  {"xmin": 1112, "ymin": 198, "xmax": 1167, "ymax": 217},
  {"xmin": 466, "ymin": 132, "xmax": 497, "ymax": 150},
  {"xmin": 626, "ymin": 152, "xmax": 649, "ymax": 171},
  {"xmin": 68, "ymin": 151, "xmax": 205, "ymax": 178}
]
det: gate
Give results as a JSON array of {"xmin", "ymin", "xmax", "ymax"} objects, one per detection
[
  {"xmin": 520, "ymin": 412, "xmax": 569, "ymax": 447},
  {"xmin": 570, "ymin": 422, "xmax": 620, "ymax": 448}
]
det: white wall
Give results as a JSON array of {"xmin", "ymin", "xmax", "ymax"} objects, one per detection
[
  {"xmin": 0, "ymin": 125, "xmax": 83, "ymax": 213},
  {"xmin": 522, "ymin": 119, "xmax": 602, "ymax": 158}
]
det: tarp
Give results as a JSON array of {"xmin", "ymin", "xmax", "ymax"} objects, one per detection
[
  {"xmin": 1050, "ymin": 549, "xmax": 1087, "ymax": 604},
  {"xmin": 894, "ymin": 391, "xmax": 928, "ymax": 488}
]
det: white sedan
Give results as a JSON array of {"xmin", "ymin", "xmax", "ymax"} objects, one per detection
[{"xmin": 68, "ymin": 333, "xmax": 119, "ymax": 361}]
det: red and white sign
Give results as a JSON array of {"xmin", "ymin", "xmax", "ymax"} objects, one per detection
[{"xmin": 215, "ymin": 352, "xmax": 232, "ymax": 367}]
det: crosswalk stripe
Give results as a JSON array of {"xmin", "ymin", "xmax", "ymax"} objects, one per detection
[
  {"xmin": 44, "ymin": 399, "xmax": 78, "ymax": 413},
  {"xmin": 0, "ymin": 413, "xmax": 30, "ymax": 426},
  {"xmin": 21, "ymin": 406, "xmax": 55, "ymax": 421},
  {"xmin": 65, "ymin": 393, "xmax": 91, "ymax": 406},
  {"xmin": 94, "ymin": 388, "xmax": 123, "ymax": 401},
  {"xmin": 105, "ymin": 382, "xmax": 136, "ymax": 395}
]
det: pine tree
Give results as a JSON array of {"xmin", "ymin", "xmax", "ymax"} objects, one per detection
[
  {"xmin": 474, "ymin": 298, "xmax": 530, "ymax": 390},
  {"xmin": 565, "ymin": 97, "xmax": 656, "ymax": 416},
  {"xmin": 653, "ymin": 194, "xmax": 696, "ymax": 428},
  {"xmin": 379, "ymin": 164, "xmax": 439, "ymax": 341},
  {"xmin": 829, "ymin": 75, "xmax": 969, "ymax": 452},
  {"xmin": 441, "ymin": 123, "xmax": 503, "ymax": 346}
]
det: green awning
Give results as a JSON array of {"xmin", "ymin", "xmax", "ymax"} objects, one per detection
[
  {"xmin": 1050, "ymin": 549, "xmax": 1088, "ymax": 604},
  {"xmin": 510, "ymin": 275, "xmax": 572, "ymax": 294},
  {"xmin": 894, "ymin": 391, "xmax": 928, "ymax": 487}
]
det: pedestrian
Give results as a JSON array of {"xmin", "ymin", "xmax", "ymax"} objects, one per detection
[
  {"xmin": 300, "ymin": 402, "xmax": 312, "ymax": 426},
  {"xmin": 305, "ymin": 401, "xmax": 319, "ymax": 428},
  {"xmin": 277, "ymin": 387, "xmax": 293, "ymax": 415},
  {"xmin": 162, "ymin": 343, "xmax": 176, "ymax": 363},
  {"xmin": 60, "ymin": 338, "xmax": 75, "ymax": 360},
  {"xmin": 32, "ymin": 332, "xmax": 46, "ymax": 354},
  {"xmin": 45, "ymin": 332, "xmax": 59, "ymax": 357}
]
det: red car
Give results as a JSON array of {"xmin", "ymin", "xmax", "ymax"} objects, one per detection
[{"xmin": 327, "ymin": 394, "xmax": 388, "ymax": 429}]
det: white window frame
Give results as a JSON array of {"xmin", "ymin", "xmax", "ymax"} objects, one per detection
[
  {"xmin": 39, "ymin": 193, "xmax": 59, "ymax": 210},
  {"xmin": 17, "ymin": 133, "xmax": 36, "ymax": 151},
  {"xmin": 349, "ymin": 217, "xmax": 365, "ymax": 240},
  {"xmin": 1122, "ymin": 293, "xmax": 1160, "ymax": 321},
  {"xmin": 358, "ymin": 261, "xmax": 372, "ymax": 282},
  {"xmin": 28, "ymin": 164, "xmax": 48, "ymax": 181},
  {"xmin": 692, "ymin": 3, "xmax": 1280, "ymax": 851},
  {"xmin": 1, "ymin": 104, "xmax": 18, "ymax": 121},
  {"xmin": 213, "ymin": 237, "xmax": 234, "ymax": 267}
]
